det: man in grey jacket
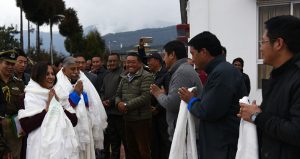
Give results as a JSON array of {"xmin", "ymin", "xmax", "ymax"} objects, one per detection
[{"xmin": 150, "ymin": 40, "xmax": 202, "ymax": 141}]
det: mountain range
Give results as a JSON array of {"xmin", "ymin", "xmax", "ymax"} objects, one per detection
[{"xmin": 16, "ymin": 25, "xmax": 177, "ymax": 55}]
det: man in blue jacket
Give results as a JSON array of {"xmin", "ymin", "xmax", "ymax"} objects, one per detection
[{"xmin": 179, "ymin": 31, "xmax": 247, "ymax": 159}]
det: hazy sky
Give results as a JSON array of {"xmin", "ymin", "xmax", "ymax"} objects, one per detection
[{"xmin": 0, "ymin": 0, "xmax": 181, "ymax": 35}]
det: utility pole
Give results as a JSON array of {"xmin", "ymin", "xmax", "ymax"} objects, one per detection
[{"xmin": 20, "ymin": 0, "xmax": 23, "ymax": 50}]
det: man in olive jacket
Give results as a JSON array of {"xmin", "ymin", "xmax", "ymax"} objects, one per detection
[
  {"xmin": 115, "ymin": 53, "xmax": 153, "ymax": 159},
  {"xmin": 239, "ymin": 15, "xmax": 300, "ymax": 159}
]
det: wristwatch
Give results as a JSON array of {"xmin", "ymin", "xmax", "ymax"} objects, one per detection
[
  {"xmin": 251, "ymin": 112, "xmax": 261, "ymax": 122},
  {"xmin": 124, "ymin": 103, "xmax": 128, "ymax": 111}
]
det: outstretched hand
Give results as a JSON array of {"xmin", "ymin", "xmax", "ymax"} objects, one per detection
[{"xmin": 150, "ymin": 84, "xmax": 165, "ymax": 97}]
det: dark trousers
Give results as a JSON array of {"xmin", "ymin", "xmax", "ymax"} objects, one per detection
[
  {"xmin": 151, "ymin": 111, "xmax": 171, "ymax": 159},
  {"xmin": 125, "ymin": 119, "xmax": 151, "ymax": 159},
  {"xmin": 103, "ymin": 115, "xmax": 128, "ymax": 159}
]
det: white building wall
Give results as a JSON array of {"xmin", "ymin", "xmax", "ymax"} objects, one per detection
[{"xmin": 188, "ymin": 0, "xmax": 262, "ymax": 103}]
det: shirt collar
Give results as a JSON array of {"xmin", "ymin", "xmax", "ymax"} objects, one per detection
[
  {"xmin": 271, "ymin": 53, "xmax": 300, "ymax": 78},
  {"xmin": 204, "ymin": 55, "xmax": 226, "ymax": 75}
]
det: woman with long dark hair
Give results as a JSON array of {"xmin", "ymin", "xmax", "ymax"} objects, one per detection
[{"xmin": 18, "ymin": 62, "xmax": 79, "ymax": 159}]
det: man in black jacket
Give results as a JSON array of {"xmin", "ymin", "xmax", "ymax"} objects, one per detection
[
  {"xmin": 101, "ymin": 53, "xmax": 127, "ymax": 159},
  {"xmin": 232, "ymin": 57, "xmax": 251, "ymax": 95},
  {"xmin": 146, "ymin": 53, "xmax": 170, "ymax": 159},
  {"xmin": 239, "ymin": 15, "xmax": 300, "ymax": 159},
  {"xmin": 179, "ymin": 31, "xmax": 247, "ymax": 159},
  {"xmin": 92, "ymin": 56, "xmax": 108, "ymax": 95}
]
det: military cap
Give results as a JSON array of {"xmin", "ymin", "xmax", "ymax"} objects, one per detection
[{"xmin": 0, "ymin": 50, "xmax": 18, "ymax": 63}]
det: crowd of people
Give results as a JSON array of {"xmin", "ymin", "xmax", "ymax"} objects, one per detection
[{"xmin": 0, "ymin": 15, "xmax": 300, "ymax": 159}]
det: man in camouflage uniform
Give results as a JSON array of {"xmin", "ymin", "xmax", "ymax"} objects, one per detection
[{"xmin": 0, "ymin": 50, "xmax": 25, "ymax": 159}]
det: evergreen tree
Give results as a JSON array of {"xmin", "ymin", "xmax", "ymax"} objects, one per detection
[
  {"xmin": 59, "ymin": 8, "xmax": 84, "ymax": 55},
  {"xmin": 83, "ymin": 30, "xmax": 106, "ymax": 59},
  {"xmin": 64, "ymin": 32, "xmax": 84, "ymax": 56},
  {"xmin": 0, "ymin": 25, "xmax": 20, "ymax": 51},
  {"xmin": 58, "ymin": 8, "xmax": 106, "ymax": 59},
  {"xmin": 21, "ymin": 0, "xmax": 65, "ymax": 54},
  {"xmin": 59, "ymin": 8, "xmax": 82, "ymax": 37}
]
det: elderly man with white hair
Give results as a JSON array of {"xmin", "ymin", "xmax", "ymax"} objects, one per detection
[{"xmin": 55, "ymin": 57, "xmax": 107, "ymax": 159}]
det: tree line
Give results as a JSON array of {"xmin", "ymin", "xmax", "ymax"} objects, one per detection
[{"xmin": 1, "ymin": 0, "xmax": 107, "ymax": 61}]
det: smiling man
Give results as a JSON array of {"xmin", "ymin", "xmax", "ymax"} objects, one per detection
[
  {"xmin": 239, "ymin": 15, "xmax": 300, "ymax": 159},
  {"xmin": 0, "ymin": 49, "xmax": 25, "ymax": 159},
  {"xmin": 55, "ymin": 57, "xmax": 107, "ymax": 159},
  {"xmin": 115, "ymin": 53, "xmax": 153, "ymax": 159}
]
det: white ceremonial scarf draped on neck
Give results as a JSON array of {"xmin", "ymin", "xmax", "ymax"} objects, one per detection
[
  {"xmin": 55, "ymin": 69, "xmax": 107, "ymax": 159},
  {"xmin": 169, "ymin": 87, "xmax": 198, "ymax": 159},
  {"xmin": 18, "ymin": 79, "xmax": 79, "ymax": 159}
]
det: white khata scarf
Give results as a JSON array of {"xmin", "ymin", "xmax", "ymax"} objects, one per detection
[
  {"xmin": 169, "ymin": 87, "xmax": 198, "ymax": 159},
  {"xmin": 18, "ymin": 79, "xmax": 79, "ymax": 159},
  {"xmin": 55, "ymin": 69, "xmax": 107, "ymax": 158},
  {"xmin": 235, "ymin": 97, "xmax": 259, "ymax": 159}
]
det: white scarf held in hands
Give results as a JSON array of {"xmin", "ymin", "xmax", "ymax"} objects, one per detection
[
  {"xmin": 169, "ymin": 87, "xmax": 198, "ymax": 159},
  {"xmin": 18, "ymin": 79, "xmax": 79, "ymax": 159},
  {"xmin": 235, "ymin": 96, "xmax": 259, "ymax": 159},
  {"xmin": 55, "ymin": 70, "xmax": 108, "ymax": 150}
]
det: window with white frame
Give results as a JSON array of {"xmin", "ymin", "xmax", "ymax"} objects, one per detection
[{"xmin": 257, "ymin": 1, "xmax": 300, "ymax": 89}]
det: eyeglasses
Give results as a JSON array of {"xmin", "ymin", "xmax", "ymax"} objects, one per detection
[{"xmin": 259, "ymin": 40, "xmax": 270, "ymax": 45}]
